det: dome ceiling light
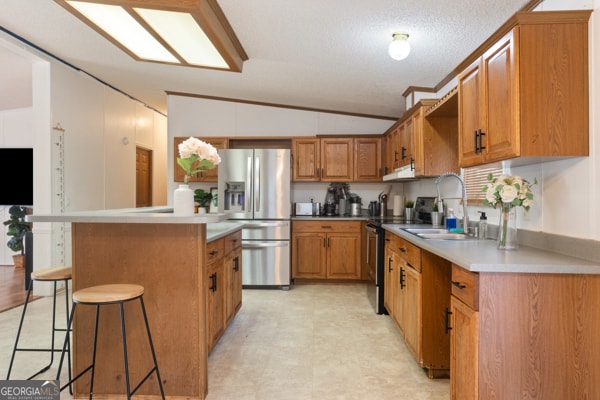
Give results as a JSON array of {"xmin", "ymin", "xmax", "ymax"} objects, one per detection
[{"xmin": 388, "ymin": 32, "xmax": 410, "ymax": 61}]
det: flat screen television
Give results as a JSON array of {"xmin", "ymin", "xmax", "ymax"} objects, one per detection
[{"xmin": 0, "ymin": 148, "xmax": 33, "ymax": 206}]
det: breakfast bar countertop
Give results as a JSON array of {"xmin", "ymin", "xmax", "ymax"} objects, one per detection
[
  {"xmin": 382, "ymin": 223, "xmax": 600, "ymax": 275},
  {"xmin": 25, "ymin": 206, "xmax": 228, "ymax": 224}
]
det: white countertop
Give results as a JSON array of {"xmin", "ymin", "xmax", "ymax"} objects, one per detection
[
  {"xmin": 382, "ymin": 224, "xmax": 600, "ymax": 275},
  {"xmin": 207, "ymin": 221, "xmax": 245, "ymax": 242},
  {"xmin": 26, "ymin": 206, "xmax": 228, "ymax": 224}
]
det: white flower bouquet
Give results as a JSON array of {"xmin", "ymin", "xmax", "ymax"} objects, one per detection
[{"xmin": 177, "ymin": 137, "xmax": 221, "ymax": 183}]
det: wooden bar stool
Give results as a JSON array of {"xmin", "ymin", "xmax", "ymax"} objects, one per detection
[
  {"xmin": 6, "ymin": 266, "xmax": 72, "ymax": 383},
  {"xmin": 57, "ymin": 284, "xmax": 165, "ymax": 399}
]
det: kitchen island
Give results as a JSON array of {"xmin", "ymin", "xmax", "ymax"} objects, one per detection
[
  {"xmin": 26, "ymin": 207, "xmax": 237, "ymax": 400},
  {"xmin": 382, "ymin": 223, "xmax": 600, "ymax": 399}
]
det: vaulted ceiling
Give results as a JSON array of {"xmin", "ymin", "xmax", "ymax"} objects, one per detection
[{"xmin": 0, "ymin": 0, "xmax": 533, "ymax": 117}]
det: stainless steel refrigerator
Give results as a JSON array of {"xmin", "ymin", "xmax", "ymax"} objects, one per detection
[{"xmin": 218, "ymin": 149, "xmax": 291, "ymax": 289}]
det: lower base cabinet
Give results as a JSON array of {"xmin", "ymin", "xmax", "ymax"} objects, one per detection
[
  {"xmin": 449, "ymin": 264, "xmax": 600, "ymax": 399},
  {"xmin": 292, "ymin": 221, "xmax": 362, "ymax": 280},
  {"xmin": 207, "ymin": 229, "xmax": 243, "ymax": 352},
  {"xmin": 384, "ymin": 232, "xmax": 451, "ymax": 378}
]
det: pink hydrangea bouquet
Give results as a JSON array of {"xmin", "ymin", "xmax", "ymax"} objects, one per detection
[{"xmin": 177, "ymin": 137, "xmax": 221, "ymax": 183}]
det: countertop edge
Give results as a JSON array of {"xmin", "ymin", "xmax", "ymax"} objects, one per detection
[
  {"xmin": 26, "ymin": 207, "xmax": 229, "ymax": 224},
  {"xmin": 382, "ymin": 224, "xmax": 600, "ymax": 275}
]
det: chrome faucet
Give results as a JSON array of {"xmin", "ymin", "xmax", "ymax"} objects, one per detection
[{"xmin": 435, "ymin": 172, "xmax": 469, "ymax": 233}]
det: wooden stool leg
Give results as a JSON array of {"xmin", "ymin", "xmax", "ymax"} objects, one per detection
[
  {"xmin": 139, "ymin": 296, "xmax": 165, "ymax": 399},
  {"xmin": 6, "ymin": 279, "xmax": 34, "ymax": 379},
  {"xmin": 119, "ymin": 301, "xmax": 132, "ymax": 399}
]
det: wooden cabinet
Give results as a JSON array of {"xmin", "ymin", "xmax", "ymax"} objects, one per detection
[
  {"xmin": 383, "ymin": 98, "xmax": 458, "ymax": 178},
  {"xmin": 320, "ymin": 138, "xmax": 353, "ymax": 182},
  {"xmin": 174, "ymin": 136, "xmax": 228, "ymax": 182},
  {"xmin": 292, "ymin": 138, "xmax": 320, "ymax": 181},
  {"xmin": 292, "ymin": 221, "xmax": 361, "ymax": 280},
  {"xmin": 458, "ymin": 11, "xmax": 591, "ymax": 168},
  {"xmin": 354, "ymin": 137, "xmax": 382, "ymax": 182},
  {"xmin": 206, "ymin": 229, "xmax": 243, "ymax": 352},
  {"xmin": 449, "ymin": 263, "xmax": 600, "ymax": 399},
  {"xmin": 206, "ymin": 238, "xmax": 225, "ymax": 352},
  {"xmin": 224, "ymin": 230, "xmax": 242, "ymax": 325},
  {"xmin": 384, "ymin": 232, "xmax": 452, "ymax": 378},
  {"xmin": 292, "ymin": 137, "xmax": 382, "ymax": 182},
  {"xmin": 450, "ymin": 294, "xmax": 479, "ymax": 400}
]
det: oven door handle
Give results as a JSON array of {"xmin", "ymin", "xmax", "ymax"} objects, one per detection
[{"xmin": 365, "ymin": 224, "xmax": 379, "ymax": 233}]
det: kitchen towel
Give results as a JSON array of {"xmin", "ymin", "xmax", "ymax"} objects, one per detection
[{"xmin": 393, "ymin": 195, "xmax": 404, "ymax": 216}]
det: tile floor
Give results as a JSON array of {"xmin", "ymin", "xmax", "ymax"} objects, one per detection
[{"xmin": 0, "ymin": 283, "xmax": 450, "ymax": 399}]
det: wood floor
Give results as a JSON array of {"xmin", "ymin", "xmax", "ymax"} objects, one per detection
[{"xmin": 0, "ymin": 265, "xmax": 29, "ymax": 313}]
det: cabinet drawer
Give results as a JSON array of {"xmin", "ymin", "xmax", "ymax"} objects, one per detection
[
  {"xmin": 224, "ymin": 230, "xmax": 242, "ymax": 253},
  {"xmin": 206, "ymin": 238, "xmax": 225, "ymax": 263},
  {"xmin": 293, "ymin": 220, "xmax": 361, "ymax": 233},
  {"xmin": 397, "ymin": 237, "xmax": 421, "ymax": 272},
  {"xmin": 451, "ymin": 264, "xmax": 479, "ymax": 310}
]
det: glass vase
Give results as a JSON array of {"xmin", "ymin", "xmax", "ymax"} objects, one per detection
[
  {"xmin": 497, "ymin": 204, "xmax": 518, "ymax": 250},
  {"xmin": 174, "ymin": 184, "xmax": 195, "ymax": 215}
]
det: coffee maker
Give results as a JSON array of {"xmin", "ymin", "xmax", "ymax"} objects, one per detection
[{"xmin": 323, "ymin": 187, "xmax": 337, "ymax": 215}]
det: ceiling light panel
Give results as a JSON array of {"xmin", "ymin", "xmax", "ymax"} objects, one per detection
[
  {"xmin": 135, "ymin": 8, "xmax": 228, "ymax": 68},
  {"xmin": 56, "ymin": 0, "xmax": 248, "ymax": 71},
  {"xmin": 66, "ymin": 1, "xmax": 178, "ymax": 63}
]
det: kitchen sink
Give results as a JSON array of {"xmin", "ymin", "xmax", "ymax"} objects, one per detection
[{"xmin": 402, "ymin": 227, "xmax": 476, "ymax": 240}]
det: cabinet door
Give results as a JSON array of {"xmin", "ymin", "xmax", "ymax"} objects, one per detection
[
  {"xmin": 450, "ymin": 296, "xmax": 479, "ymax": 400},
  {"xmin": 458, "ymin": 59, "xmax": 486, "ymax": 167},
  {"xmin": 387, "ymin": 127, "xmax": 400, "ymax": 172},
  {"xmin": 383, "ymin": 246, "xmax": 397, "ymax": 317},
  {"xmin": 292, "ymin": 232, "xmax": 327, "ymax": 279},
  {"xmin": 354, "ymin": 137, "xmax": 382, "ymax": 182},
  {"xmin": 401, "ymin": 118, "xmax": 414, "ymax": 169},
  {"xmin": 207, "ymin": 259, "xmax": 225, "ymax": 352},
  {"xmin": 174, "ymin": 137, "xmax": 227, "ymax": 182},
  {"xmin": 401, "ymin": 264, "xmax": 422, "ymax": 362},
  {"xmin": 326, "ymin": 232, "xmax": 361, "ymax": 280},
  {"xmin": 292, "ymin": 138, "xmax": 320, "ymax": 181},
  {"xmin": 321, "ymin": 138, "xmax": 353, "ymax": 181},
  {"xmin": 483, "ymin": 31, "xmax": 519, "ymax": 162},
  {"xmin": 225, "ymin": 251, "xmax": 242, "ymax": 324},
  {"xmin": 396, "ymin": 123, "xmax": 409, "ymax": 169}
]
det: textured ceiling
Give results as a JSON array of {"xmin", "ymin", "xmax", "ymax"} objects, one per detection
[{"xmin": 0, "ymin": 0, "xmax": 532, "ymax": 117}]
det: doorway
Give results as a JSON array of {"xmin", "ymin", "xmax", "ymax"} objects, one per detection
[{"xmin": 136, "ymin": 147, "xmax": 152, "ymax": 208}]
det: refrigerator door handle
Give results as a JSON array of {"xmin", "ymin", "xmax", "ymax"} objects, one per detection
[
  {"xmin": 254, "ymin": 156, "xmax": 260, "ymax": 212},
  {"xmin": 246, "ymin": 156, "xmax": 253, "ymax": 212},
  {"xmin": 243, "ymin": 221, "xmax": 290, "ymax": 229},
  {"xmin": 243, "ymin": 241, "xmax": 289, "ymax": 249}
]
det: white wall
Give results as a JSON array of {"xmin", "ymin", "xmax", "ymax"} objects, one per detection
[
  {"xmin": 167, "ymin": 95, "xmax": 398, "ymax": 206},
  {"xmin": 0, "ymin": 48, "xmax": 168, "ymax": 277}
]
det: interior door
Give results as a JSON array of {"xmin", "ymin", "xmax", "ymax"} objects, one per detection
[{"xmin": 136, "ymin": 147, "xmax": 152, "ymax": 207}]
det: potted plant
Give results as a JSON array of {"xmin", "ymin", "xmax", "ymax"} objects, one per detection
[
  {"xmin": 194, "ymin": 189, "xmax": 213, "ymax": 214},
  {"xmin": 3, "ymin": 205, "xmax": 31, "ymax": 268},
  {"xmin": 431, "ymin": 200, "xmax": 444, "ymax": 226},
  {"xmin": 405, "ymin": 199, "xmax": 415, "ymax": 222}
]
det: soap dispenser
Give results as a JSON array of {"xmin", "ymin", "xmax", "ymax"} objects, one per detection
[
  {"xmin": 478, "ymin": 211, "xmax": 488, "ymax": 239},
  {"xmin": 445, "ymin": 208, "xmax": 457, "ymax": 230}
]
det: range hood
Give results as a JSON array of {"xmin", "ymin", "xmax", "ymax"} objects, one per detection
[{"xmin": 383, "ymin": 164, "xmax": 415, "ymax": 181}]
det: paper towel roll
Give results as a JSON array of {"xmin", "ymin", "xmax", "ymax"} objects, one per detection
[{"xmin": 393, "ymin": 195, "xmax": 404, "ymax": 216}]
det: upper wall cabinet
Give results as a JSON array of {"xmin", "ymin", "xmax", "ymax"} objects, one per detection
[
  {"xmin": 174, "ymin": 137, "xmax": 228, "ymax": 182},
  {"xmin": 384, "ymin": 97, "xmax": 459, "ymax": 178},
  {"xmin": 292, "ymin": 137, "xmax": 382, "ymax": 182},
  {"xmin": 458, "ymin": 10, "xmax": 591, "ymax": 168}
]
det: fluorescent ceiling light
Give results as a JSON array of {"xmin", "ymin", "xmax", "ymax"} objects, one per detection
[{"xmin": 56, "ymin": 0, "xmax": 247, "ymax": 71}]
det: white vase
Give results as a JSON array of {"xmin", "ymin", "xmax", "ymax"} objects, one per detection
[{"xmin": 174, "ymin": 184, "xmax": 194, "ymax": 215}]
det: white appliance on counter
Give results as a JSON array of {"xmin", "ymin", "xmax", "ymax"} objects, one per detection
[{"xmin": 218, "ymin": 149, "xmax": 291, "ymax": 289}]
